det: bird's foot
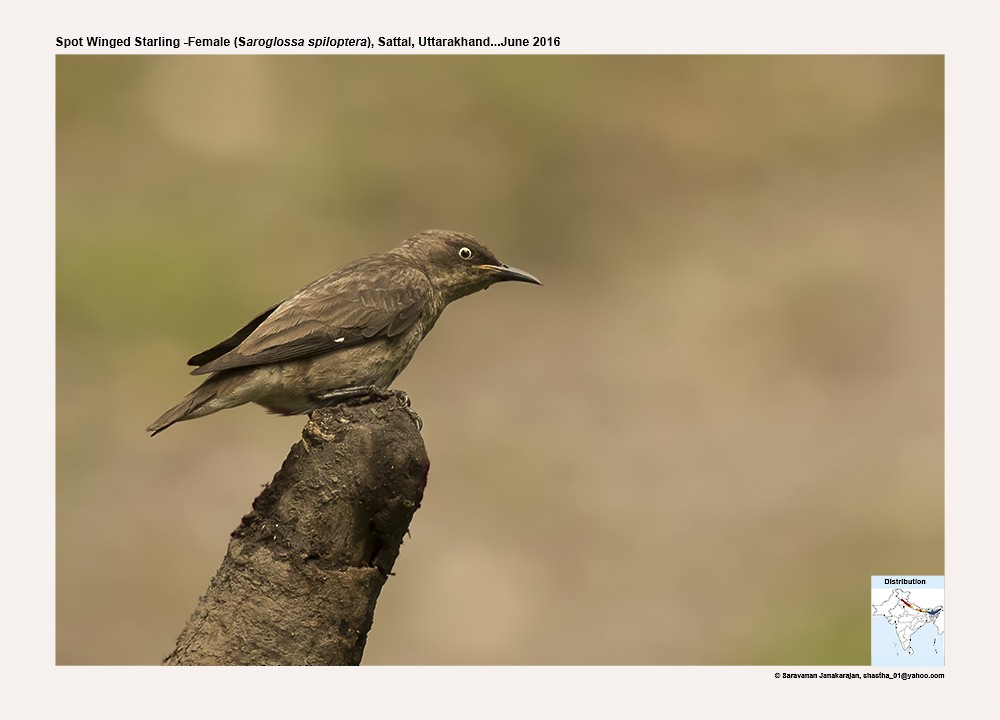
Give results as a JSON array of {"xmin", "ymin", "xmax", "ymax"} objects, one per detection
[
  {"xmin": 312, "ymin": 386, "xmax": 422, "ymax": 431},
  {"xmin": 405, "ymin": 405, "xmax": 423, "ymax": 432},
  {"xmin": 386, "ymin": 390, "xmax": 422, "ymax": 431}
]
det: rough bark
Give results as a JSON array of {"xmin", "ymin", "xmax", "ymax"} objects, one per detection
[{"xmin": 164, "ymin": 394, "xmax": 428, "ymax": 665}]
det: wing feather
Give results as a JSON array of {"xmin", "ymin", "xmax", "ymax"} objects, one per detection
[{"xmin": 190, "ymin": 258, "xmax": 430, "ymax": 375}]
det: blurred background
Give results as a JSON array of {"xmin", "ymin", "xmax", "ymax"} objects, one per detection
[{"xmin": 56, "ymin": 55, "xmax": 942, "ymax": 665}]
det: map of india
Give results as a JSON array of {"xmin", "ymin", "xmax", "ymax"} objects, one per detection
[{"xmin": 870, "ymin": 577, "xmax": 944, "ymax": 666}]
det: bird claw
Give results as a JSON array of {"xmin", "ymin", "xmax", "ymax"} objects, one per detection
[
  {"xmin": 385, "ymin": 390, "xmax": 422, "ymax": 431},
  {"xmin": 313, "ymin": 386, "xmax": 422, "ymax": 431},
  {"xmin": 404, "ymin": 405, "xmax": 423, "ymax": 432}
]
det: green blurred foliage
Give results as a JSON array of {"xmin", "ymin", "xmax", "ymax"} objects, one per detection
[{"xmin": 57, "ymin": 55, "xmax": 942, "ymax": 664}]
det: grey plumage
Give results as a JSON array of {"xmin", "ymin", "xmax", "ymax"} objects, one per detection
[{"xmin": 147, "ymin": 229, "xmax": 541, "ymax": 435}]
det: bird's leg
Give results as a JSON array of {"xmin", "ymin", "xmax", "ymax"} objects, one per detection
[
  {"xmin": 312, "ymin": 386, "xmax": 422, "ymax": 431},
  {"xmin": 313, "ymin": 385, "xmax": 391, "ymax": 404}
]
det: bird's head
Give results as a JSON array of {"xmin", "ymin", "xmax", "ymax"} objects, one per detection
[{"xmin": 393, "ymin": 229, "xmax": 542, "ymax": 303}]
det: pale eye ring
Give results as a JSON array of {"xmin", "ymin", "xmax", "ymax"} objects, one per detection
[{"xmin": 458, "ymin": 247, "xmax": 473, "ymax": 260}]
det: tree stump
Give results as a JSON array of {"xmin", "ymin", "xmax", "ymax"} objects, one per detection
[{"xmin": 164, "ymin": 394, "xmax": 428, "ymax": 665}]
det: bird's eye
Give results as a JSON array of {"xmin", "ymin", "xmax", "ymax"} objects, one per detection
[{"xmin": 458, "ymin": 247, "xmax": 473, "ymax": 260}]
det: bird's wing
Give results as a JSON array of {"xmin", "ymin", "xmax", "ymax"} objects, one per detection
[{"xmin": 190, "ymin": 260, "xmax": 430, "ymax": 375}]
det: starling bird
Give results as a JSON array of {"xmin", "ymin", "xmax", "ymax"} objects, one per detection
[{"xmin": 147, "ymin": 229, "xmax": 541, "ymax": 435}]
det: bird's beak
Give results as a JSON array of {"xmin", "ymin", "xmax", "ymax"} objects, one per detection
[{"xmin": 479, "ymin": 263, "xmax": 543, "ymax": 285}]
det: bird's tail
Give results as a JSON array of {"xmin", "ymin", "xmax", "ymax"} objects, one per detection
[{"xmin": 147, "ymin": 379, "xmax": 221, "ymax": 436}]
